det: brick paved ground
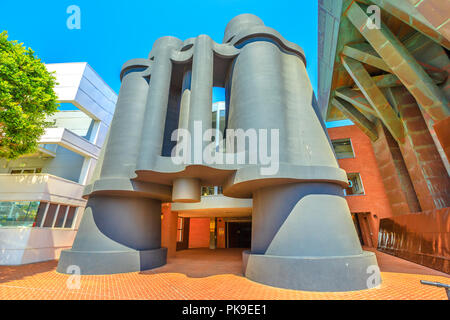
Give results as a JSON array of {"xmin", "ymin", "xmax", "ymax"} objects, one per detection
[{"xmin": 0, "ymin": 248, "xmax": 448, "ymax": 300}]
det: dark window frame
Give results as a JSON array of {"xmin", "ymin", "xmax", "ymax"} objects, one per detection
[
  {"xmin": 332, "ymin": 138, "xmax": 355, "ymax": 159},
  {"xmin": 344, "ymin": 172, "xmax": 365, "ymax": 196}
]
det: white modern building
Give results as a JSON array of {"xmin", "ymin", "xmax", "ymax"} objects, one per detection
[{"xmin": 0, "ymin": 62, "xmax": 117, "ymax": 265}]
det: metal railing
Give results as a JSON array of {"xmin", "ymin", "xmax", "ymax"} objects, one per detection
[{"xmin": 420, "ymin": 280, "xmax": 450, "ymax": 299}]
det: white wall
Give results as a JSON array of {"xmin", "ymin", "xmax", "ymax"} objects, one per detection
[{"xmin": 0, "ymin": 228, "xmax": 78, "ymax": 265}]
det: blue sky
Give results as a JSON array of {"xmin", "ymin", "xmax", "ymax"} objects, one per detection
[
  {"xmin": 0, "ymin": 0, "xmax": 352, "ymax": 127},
  {"xmin": 0, "ymin": 0, "xmax": 317, "ymax": 94}
]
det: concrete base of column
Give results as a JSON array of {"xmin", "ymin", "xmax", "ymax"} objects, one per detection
[
  {"xmin": 242, "ymin": 250, "xmax": 378, "ymax": 292},
  {"xmin": 57, "ymin": 194, "xmax": 166, "ymax": 275},
  {"xmin": 57, "ymin": 248, "xmax": 167, "ymax": 275},
  {"xmin": 246, "ymin": 182, "xmax": 381, "ymax": 292}
]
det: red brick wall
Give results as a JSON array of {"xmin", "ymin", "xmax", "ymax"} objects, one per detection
[
  {"xmin": 189, "ymin": 218, "xmax": 210, "ymax": 248},
  {"xmin": 395, "ymin": 88, "xmax": 450, "ymax": 210},
  {"xmin": 371, "ymin": 122, "xmax": 421, "ymax": 215},
  {"xmin": 409, "ymin": 0, "xmax": 450, "ymax": 44},
  {"xmin": 328, "ymin": 125, "xmax": 394, "ymax": 246},
  {"xmin": 434, "ymin": 116, "xmax": 450, "ymax": 163}
]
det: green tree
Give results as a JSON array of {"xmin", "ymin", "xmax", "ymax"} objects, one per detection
[{"xmin": 0, "ymin": 31, "xmax": 59, "ymax": 160}]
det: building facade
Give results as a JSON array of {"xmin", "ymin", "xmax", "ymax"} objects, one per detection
[
  {"xmin": 319, "ymin": 0, "xmax": 450, "ymax": 273},
  {"xmin": 0, "ymin": 62, "xmax": 117, "ymax": 265},
  {"xmin": 57, "ymin": 14, "xmax": 379, "ymax": 292}
]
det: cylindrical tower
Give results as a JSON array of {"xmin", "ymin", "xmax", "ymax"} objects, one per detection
[
  {"xmin": 224, "ymin": 14, "xmax": 379, "ymax": 292},
  {"xmin": 100, "ymin": 71, "xmax": 149, "ymax": 179},
  {"xmin": 57, "ymin": 63, "xmax": 167, "ymax": 275},
  {"xmin": 137, "ymin": 37, "xmax": 183, "ymax": 170}
]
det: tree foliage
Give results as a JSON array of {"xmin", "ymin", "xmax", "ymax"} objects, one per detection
[{"xmin": 0, "ymin": 31, "xmax": 59, "ymax": 160}]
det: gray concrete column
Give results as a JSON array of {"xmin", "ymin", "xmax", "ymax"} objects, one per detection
[
  {"xmin": 137, "ymin": 37, "xmax": 182, "ymax": 170},
  {"xmin": 227, "ymin": 41, "xmax": 288, "ymax": 162},
  {"xmin": 100, "ymin": 72, "xmax": 149, "ymax": 179},
  {"xmin": 188, "ymin": 35, "xmax": 213, "ymax": 162},
  {"xmin": 228, "ymin": 40, "xmax": 337, "ymax": 168},
  {"xmin": 172, "ymin": 177, "xmax": 201, "ymax": 203}
]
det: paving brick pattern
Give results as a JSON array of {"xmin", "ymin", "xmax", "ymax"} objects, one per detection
[{"xmin": 0, "ymin": 248, "xmax": 448, "ymax": 300}]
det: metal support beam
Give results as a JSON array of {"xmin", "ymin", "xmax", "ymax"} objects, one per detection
[
  {"xmin": 345, "ymin": 1, "xmax": 450, "ymax": 122},
  {"xmin": 369, "ymin": 0, "xmax": 450, "ymax": 49},
  {"xmin": 342, "ymin": 43, "xmax": 391, "ymax": 72},
  {"xmin": 353, "ymin": 72, "xmax": 446, "ymax": 91},
  {"xmin": 332, "ymin": 97, "xmax": 378, "ymax": 141},
  {"xmin": 343, "ymin": 45, "xmax": 448, "ymax": 88},
  {"xmin": 335, "ymin": 87, "xmax": 377, "ymax": 117},
  {"xmin": 341, "ymin": 56, "xmax": 405, "ymax": 142}
]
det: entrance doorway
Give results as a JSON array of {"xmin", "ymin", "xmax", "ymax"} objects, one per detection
[
  {"xmin": 226, "ymin": 222, "xmax": 251, "ymax": 248},
  {"xmin": 176, "ymin": 216, "xmax": 252, "ymax": 250},
  {"xmin": 351, "ymin": 212, "xmax": 374, "ymax": 247},
  {"xmin": 176, "ymin": 217, "xmax": 190, "ymax": 251}
]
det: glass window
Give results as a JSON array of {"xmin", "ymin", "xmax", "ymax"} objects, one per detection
[
  {"xmin": 34, "ymin": 202, "xmax": 48, "ymax": 227},
  {"xmin": 10, "ymin": 168, "xmax": 42, "ymax": 174},
  {"xmin": 332, "ymin": 139, "xmax": 355, "ymax": 159},
  {"xmin": 345, "ymin": 173, "xmax": 365, "ymax": 196},
  {"xmin": 0, "ymin": 201, "xmax": 41, "ymax": 228},
  {"xmin": 212, "ymin": 104, "xmax": 226, "ymax": 135},
  {"xmin": 219, "ymin": 110, "xmax": 226, "ymax": 134},
  {"xmin": 212, "ymin": 111, "xmax": 218, "ymax": 130},
  {"xmin": 54, "ymin": 205, "xmax": 68, "ymax": 228},
  {"xmin": 177, "ymin": 217, "xmax": 184, "ymax": 242},
  {"xmin": 201, "ymin": 186, "xmax": 223, "ymax": 196},
  {"xmin": 64, "ymin": 207, "xmax": 78, "ymax": 229},
  {"xmin": 43, "ymin": 204, "xmax": 58, "ymax": 228},
  {"xmin": 202, "ymin": 186, "xmax": 215, "ymax": 196}
]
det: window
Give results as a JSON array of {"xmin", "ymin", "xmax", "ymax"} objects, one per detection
[
  {"xmin": 10, "ymin": 168, "xmax": 42, "ymax": 174},
  {"xmin": 0, "ymin": 202, "xmax": 78, "ymax": 229},
  {"xmin": 34, "ymin": 202, "xmax": 48, "ymax": 227},
  {"xmin": 345, "ymin": 173, "xmax": 365, "ymax": 196},
  {"xmin": 202, "ymin": 186, "xmax": 215, "ymax": 196},
  {"xmin": 0, "ymin": 201, "xmax": 41, "ymax": 227},
  {"xmin": 43, "ymin": 204, "xmax": 58, "ymax": 228},
  {"xmin": 54, "ymin": 205, "xmax": 68, "ymax": 228},
  {"xmin": 212, "ymin": 100, "xmax": 226, "ymax": 138},
  {"xmin": 63, "ymin": 207, "xmax": 78, "ymax": 229},
  {"xmin": 177, "ymin": 218, "xmax": 184, "ymax": 242},
  {"xmin": 201, "ymin": 186, "xmax": 223, "ymax": 196},
  {"xmin": 332, "ymin": 139, "xmax": 355, "ymax": 159}
]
